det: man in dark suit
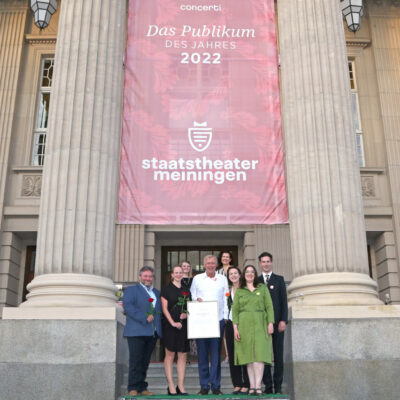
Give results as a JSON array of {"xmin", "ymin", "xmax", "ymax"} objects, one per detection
[
  {"xmin": 123, "ymin": 266, "xmax": 162, "ymax": 396},
  {"xmin": 257, "ymin": 252, "xmax": 288, "ymax": 394}
]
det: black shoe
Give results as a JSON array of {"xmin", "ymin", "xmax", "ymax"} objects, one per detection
[
  {"xmin": 167, "ymin": 387, "xmax": 177, "ymax": 396},
  {"xmin": 275, "ymin": 387, "xmax": 282, "ymax": 394},
  {"xmin": 198, "ymin": 388, "xmax": 209, "ymax": 395},
  {"xmin": 264, "ymin": 388, "xmax": 273, "ymax": 394},
  {"xmin": 212, "ymin": 389, "xmax": 223, "ymax": 395},
  {"xmin": 176, "ymin": 386, "xmax": 189, "ymax": 395},
  {"xmin": 232, "ymin": 389, "xmax": 241, "ymax": 395}
]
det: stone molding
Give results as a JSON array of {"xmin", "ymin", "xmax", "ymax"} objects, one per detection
[
  {"xmin": 361, "ymin": 176, "xmax": 376, "ymax": 197},
  {"xmin": 25, "ymin": 34, "xmax": 56, "ymax": 45},
  {"xmin": 0, "ymin": 1, "xmax": 27, "ymax": 11},
  {"xmin": 367, "ymin": 0, "xmax": 400, "ymax": 16},
  {"xmin": 290, "ymin": 304, "xmax": 400, "ymax": 319},
  {"xmin": 370, "ymin": 0, "xmax": 400, "ymax": 6},
  {"xmin": 2, "ymin": 306, "xmax": 125, "ymax": 323},
  {"xmin": 21, "ymin": 175, "xmax": 42, "ymax": 197},
  {"xmin": 346, "ymin": 38, "xmax": 371, "ymax": 48},
  {"xmin": 360, "ymin": 168, "xmax": 385, "ymax": 198}
]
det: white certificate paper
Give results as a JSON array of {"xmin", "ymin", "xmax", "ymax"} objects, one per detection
[{"xmin": 187, "ymin": 301, "xmax": 220, "ymax": 339}]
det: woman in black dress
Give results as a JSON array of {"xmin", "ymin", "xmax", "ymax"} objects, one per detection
[
  {"xmin": 217, "ymin": 250, "xmax": 234, "ymax": 276},
  {"xmin": 180, "ymin": 260, "xmax": 197, "ymax": 360},
  {"xmin": 161, "ymin": 265, "xmax": 191, "ymax": 395},
  {"xmin": 181, "ymin": 260, "xmax": 193, "ymax": 290}
]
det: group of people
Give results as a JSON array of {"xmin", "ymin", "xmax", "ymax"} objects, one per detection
[{"xmin": 123, "ymin": 251, "xmax": 288, "ymax": 397}]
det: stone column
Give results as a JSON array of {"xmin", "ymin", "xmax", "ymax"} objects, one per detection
[
  {"xmin": 22, "ymin": 0, "xmax": 126, "ymax": 307},
  {"xmin": 368, "ymin": 2, "xmax": 400, "ymax": 304},
  {"xmin": 0, "ymin": 2, "xmax": 27, "ymax": 309},
  {"xmin": 0, "ymin": 4, "xmax": 27, "ymax": 232},
  {"xmin": 278, "ymin": 0, "xmax": 380, "ymax": 305},
  {"xmin": 114, "ymin": 224, "xmax": 145, "ymax": 283}
]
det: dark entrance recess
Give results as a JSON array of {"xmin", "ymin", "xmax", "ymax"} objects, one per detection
[
  {"xmin": 23, "ymin": 246, "xmax": 36, "ymax": 302},
  {"xmin": 161, "ymin": 246, "xmax": 238, "ymax": 288}
]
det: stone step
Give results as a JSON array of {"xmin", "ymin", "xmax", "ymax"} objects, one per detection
[
  {"xmin": 147, "ymin": 362, "xmax": 231, "ymax": 376},
  {"xmin": 123, "ymin": 364, "xmax": 233, "ymax": 394},
  {"xmin": 121, "ymin": 362, "xmax": 288, "ymax": 397}
]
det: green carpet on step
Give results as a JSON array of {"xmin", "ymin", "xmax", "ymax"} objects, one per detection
[{"xmin": 120, "ymin": 395, "xmax": 288, "ymax": 399}]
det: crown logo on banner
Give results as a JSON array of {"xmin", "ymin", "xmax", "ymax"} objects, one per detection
[{"xmin": 188, "ymin": 121, "xmax": 213, "ymax": 152}]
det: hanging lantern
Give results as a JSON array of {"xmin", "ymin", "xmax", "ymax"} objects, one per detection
[
  {"xmin": 30, "ymin": 0, "xmax": 58, "ymax": 30},
  {"xmin": 340, "ymin": 0, "xmax": 364, "ymax": 32}
]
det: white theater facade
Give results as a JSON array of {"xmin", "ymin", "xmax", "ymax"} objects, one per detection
[{"xmin": 0, "ymin": 1, "xmax": 400, "ymax": 400}]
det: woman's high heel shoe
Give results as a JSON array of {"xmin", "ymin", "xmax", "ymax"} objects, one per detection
[
  {"xmin": 176, "ymin": 385, "xmax": 189, "ymax": 395},
  {"xmin": 167, "ymin": 387, "xmax": 177, "ymax": 396}
]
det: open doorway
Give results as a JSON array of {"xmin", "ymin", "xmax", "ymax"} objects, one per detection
[{"xmin": 161, "ymin": 246, "xmax": 238, "ymax": 287}]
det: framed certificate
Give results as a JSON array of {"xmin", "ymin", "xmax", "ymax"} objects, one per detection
[{"xmin": 187, "ymin": 301, "xmax": 220, "ymax": 339}]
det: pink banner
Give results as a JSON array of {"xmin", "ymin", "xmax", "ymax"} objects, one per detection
[{"xmin": 119, "ymin": 0, "xmax": 288, "ymax": 224}]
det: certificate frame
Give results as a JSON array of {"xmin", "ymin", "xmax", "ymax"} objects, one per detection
[{"xmin": 187, "ymin": 301, "xmax": 220, "ymax": 339}]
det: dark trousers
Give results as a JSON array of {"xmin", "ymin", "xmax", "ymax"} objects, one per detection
[
  {"xmin": 225, "ymin": 320, "xmax": 250, "ymax": 388},
  {"xmin": 196, "ymin": 319, "xmax": 225, "ymax": 390},
  {"xmin": 263, "ymin": 327, "xmax": 284, "ymax": 391},
  {"xmin": 127, "ymin": 335, "xmax": 158, "ymax": 392}
]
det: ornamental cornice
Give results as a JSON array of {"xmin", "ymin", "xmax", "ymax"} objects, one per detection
[
  {"xmin": 367, "ymin": 0, "xmax": 400, "ymax": 15},
  {"xmin": 25, "ymin": 34, "xmax": 56, "ymax": 45},
  {"xmin": 0, "ymin": 0, "xmax": 27, "ymax": 12},
  {"xmin": 370, "ymin": 0, "xmax": 400, "ymax": 5},
  {"xmin": 346, "ymin": 38, "xmax": 371, "ymax": 48}
]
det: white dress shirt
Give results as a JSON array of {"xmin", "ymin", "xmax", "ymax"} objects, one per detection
[
  {"xmin": 139, "ymin": 282, "xmax": 157, "ymax": 307},
  {"xmin": 190, "ymin": 272, "xmax": 229, "ymax": 320},
  {"xmin": 263, "ymin": 272, "xmax": 272, "ymax": 283}
]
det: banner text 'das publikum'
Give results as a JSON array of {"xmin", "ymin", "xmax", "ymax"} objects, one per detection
[{"xmin": 119, "ymin": 0, "xmax": 288, "ymax": 224}]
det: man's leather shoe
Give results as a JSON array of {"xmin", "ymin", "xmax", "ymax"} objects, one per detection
[
  {"xmin": 212, "ymin": 389, "xmax": 223, "ymax": 395},
  {"xmin": 128, "ymin": 390, "xmax": 138, "ymax": 396},
  {"xmin": 139, "ymin": 390, "xmax": 153, "ymax": 396},
  {"xmin": 198, "ymin": 388, "xmax": 209, "ymax": 395},
  {"xmin": 264, "ymin": 388, "xmax": 273, "ymax": 394}
]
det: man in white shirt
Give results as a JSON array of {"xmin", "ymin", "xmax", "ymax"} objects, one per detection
[{"xmin": 190, "ymin": 254, "xmax": 229, "ymax": 395}]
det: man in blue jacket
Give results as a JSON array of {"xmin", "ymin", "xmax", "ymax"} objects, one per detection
[{"xmin": 123, "ymin": 266, "xmax": 162, "ymax": 396}]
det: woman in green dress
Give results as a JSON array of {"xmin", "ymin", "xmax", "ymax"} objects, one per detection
[{"xmin": 232, "ymin": 265, "xmax": 274, "ymax": 396}]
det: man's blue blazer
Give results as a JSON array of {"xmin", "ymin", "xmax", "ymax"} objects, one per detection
[{"xmin": 123, "ymin": 284, "xmax": 162, "ymax": 337}]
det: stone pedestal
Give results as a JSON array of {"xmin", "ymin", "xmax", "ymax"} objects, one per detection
[
  {"xmin": 285, "ymin": 305, "xmax": 400, "ymax": 400},
  {"xmin": 0, "ymin": 308, "xmax": 128, "ymax": 400}
]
